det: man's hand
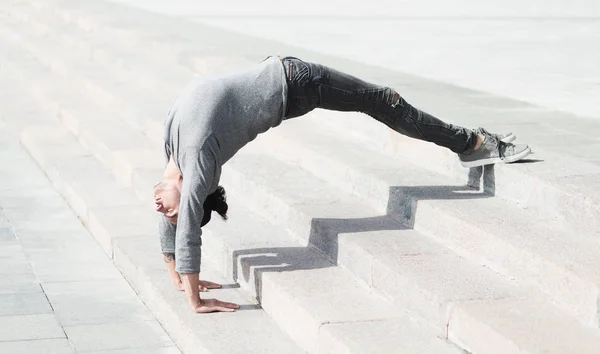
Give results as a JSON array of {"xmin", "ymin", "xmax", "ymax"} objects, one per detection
[
  {"xmin": 195, "ymin": 298, "xmax": 240, "ymax": 313},
  {"xmin": 199, "ymin": 280, "xmax": 222, "ymax": 291},
  {"xmin": 175, "ymin": 279, "xmax": 223, "ymax": 292},
  {"xmin": 181, "ymin": 273, "xmax": 202, "ymax": 309},
  {"xmin": 181, "ymin": 273, "xmax": 240, "ymax": 313},
  {"xmin": 163, "ymin": 254, "xmax": 222, "ymax": 292},
  {"xmin": 164, "ymin": 253, "xmax": 183, "ymax": 290}
]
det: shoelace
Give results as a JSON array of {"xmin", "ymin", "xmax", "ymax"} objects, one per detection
[
  {"xmin": 497, "ymin": 139, "xmax": 508, "ymax": 160},
  {"xmin": 486, "ymin": 134, "xmax": 507, "ymax": 160}
]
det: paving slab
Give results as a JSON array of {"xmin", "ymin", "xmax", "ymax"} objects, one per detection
[
  {"xmin": 85, "ymin": 348, "xmax": 182, "ymax": 354},
  {"xmin": 0, "ymin": 293, "xmax": 53, "ymax": 316},
  {"xmin": 0, "ymin": 272, "xmax": 43, "ymax": 295},
  {"xmin": 0, "ymin": 314, "xmax": 65, "ymax": 342},
  {"xmin": 43, "ymin": 283, "xmax": 155, "ymax": 326},
  {"xmin": 0, "ymin": 123, "xmax": 180, "ymax": 353},
  {"xmin": 0, "ymin": 254, "xmax": 35, "ymax": 274},
  {"xmin": 12, "ymin": 229, "xmax": 101, "ymax": 253},
  {"xmin": 0, "ymin": 242, "xmax": 26, "ymax": 260},
  {"xmin": 1, "ymin": 206, "xmax": 88, "ymax": 234},
  {"xmin": 42, "ymin": 279, "xmax": 140, "ymax": 302},
  {"xmin": 0, "ymin": 226, "xmax": 17, "ymax": 242},
  {"xmin": 64, "ymin": 321, "xmax": 172, "ymax": 353},
  {"xmin": 0, "ymin": 187, "xmax": 72, "ymax": 209},
  {"xmin": 31, "ymin": 258, "xmax": 124, "ymax": 283},
  {"xmin": 0, "ymin": 338, "xmax": 74, "ymax": 354}
]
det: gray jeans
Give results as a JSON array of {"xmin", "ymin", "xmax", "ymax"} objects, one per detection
[{"xmin": 282, "ymin": 57, "xmax": 477, "ymax": 154}]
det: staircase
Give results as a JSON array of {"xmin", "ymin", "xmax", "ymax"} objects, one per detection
[{"xmin": 1, "ymin": 0, "xmax": 600, "ymax": 353}]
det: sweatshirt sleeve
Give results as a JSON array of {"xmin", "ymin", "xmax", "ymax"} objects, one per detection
[
  {"xmin": 174, "ymin": 145, "xmax": 219, "ymax": 274},
  {"xmin": 159, "ymin": 215, "xmax": 176, "ymax": 253},
  {"xmin": 159, "ymin": 140, "xmax": 177, "ymax": 254}
]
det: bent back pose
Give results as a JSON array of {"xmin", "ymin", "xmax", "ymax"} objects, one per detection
[{"xmin": 153, "ymin": 56, "xmax": 531, "ymax": 313}]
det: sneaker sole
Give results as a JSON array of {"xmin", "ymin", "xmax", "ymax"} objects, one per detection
[{"xmin": 460, "ymin": 145, "xmax": 532, "ymax": 168}]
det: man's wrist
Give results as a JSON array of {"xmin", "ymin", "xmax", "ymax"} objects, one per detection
[{"xmin": 181, "ymin": 273, "xmax": 201, "ymax": 308}]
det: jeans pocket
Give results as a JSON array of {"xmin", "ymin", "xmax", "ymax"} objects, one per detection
[{"xmin": 283, "ymin": 58, "xmax": 310, "ymax": 85}]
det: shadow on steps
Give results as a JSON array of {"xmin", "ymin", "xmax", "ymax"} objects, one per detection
[
  {"xmin": 228, "ymin": 183, "xmax": 494, "ymax": 304},
  {"xmin": 388, "ymin": 184, "xmax": 493, "ymax": 229}
]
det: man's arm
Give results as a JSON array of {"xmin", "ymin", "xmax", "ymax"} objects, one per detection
[
  {"xmin": 181, "ymin": 273, "xmax": 202, "ymax": 308},
  {"xmin": 159, "ymin": 215, "xmax": 185, "ymax": 290},
  {"xmin": 162, "ymin": 252, "xmax": 184, "ymax": 291},
  {"xmin": 175, "ymin": 145, "xmax": 239, "ymax": 313}
]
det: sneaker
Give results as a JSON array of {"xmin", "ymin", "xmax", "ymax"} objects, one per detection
[
  {"xmin": 459, "ymin": 133, "xmax": 531, "ymax": 168},
  {"xmin": 475, "ymin": 127, "xmax": 516, "ymax": 144}
]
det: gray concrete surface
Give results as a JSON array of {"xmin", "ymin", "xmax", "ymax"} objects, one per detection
[
  {"xmin": 2, "ymin": 0, "xmax": 600, "ymax": 353},
  {"xmin": 0, "ymin": 124, "xmax": 180, "ymax": 354},
  {"xmin": 107, "ymin": 0, "xmax": 600, "ymax": 120}
]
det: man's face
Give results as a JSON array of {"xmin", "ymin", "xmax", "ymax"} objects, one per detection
[{"xmin": 153, "ymin": 182, "xmax": 181, "ymax": 224}]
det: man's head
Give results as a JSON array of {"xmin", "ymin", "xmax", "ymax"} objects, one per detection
[
  {"xmin": 154, "ymin": 181, "xmax": 181, "ymax": 224},
  {"xmin": 153, "ymin": 181, "xmax": 229, "ymax": 226}
]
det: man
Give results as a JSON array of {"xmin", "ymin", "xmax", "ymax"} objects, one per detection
[{"xmin": 153, "ymin": 56, "xmax": 531, "ymax": 314}]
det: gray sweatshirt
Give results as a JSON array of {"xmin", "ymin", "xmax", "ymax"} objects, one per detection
[{"xmin": 159, "ymin": 56, "xmax": 288, "ymax": 273}]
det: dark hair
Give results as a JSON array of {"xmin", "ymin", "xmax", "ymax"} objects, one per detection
[{"xmin": 201, "ymin": 186, "xmax": 228, "ymax": 227}]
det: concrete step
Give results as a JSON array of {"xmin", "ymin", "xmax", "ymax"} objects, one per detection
[
  {"xmin": 15, "ymin": 77, "xmax": 600, "ymax": 354},
  {"xmin": 0, "ymin": 24, "xmax": 462, "ymax": 354},
  {"xmin": 0, "ymin": 28, "xmax": 526, "ymax": 332},
  {"xmin": 0, "ymin": 46, "xmax": 304, "ymax": 354},
  {"xmin": 316, "ymin": 109, "xmax": 600, "ymax": 238},
  {"xmin": 15, "ymin": 0, "xmax": 258, "ymax": 73},
  {"xmin": 5, "ymin": 2, "xmax": 190, "ymax": 96},
  {"xmin": 12, "ymin": 0, "xmax": 600, "ymax": 239},
  {"xmin": 6, "ymin": 41, "xmax": 600, "ymax": 354},
  {"xmin": 250, "ymin": 119, "xmax": 600, "ymax": 328},
  {"xmin": 448, "ymin": 298, "xmax": 600, "ymax": 354},
  {"xmin": 4, "ymin": 10, "xmax": 600, "ymax": 331},
  {"xmin": 3, "ymin": 2, "xmax": 600, "ymax": 352},
  {"xmin": 23, "ymin": 121, "xmax": 461, "ymax": 354},
  {"xmin": 12, "ymin": 124, "xmax": 306, "ymax": 354}
]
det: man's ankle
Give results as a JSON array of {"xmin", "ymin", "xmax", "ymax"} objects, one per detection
[{"xmin": 473, "ymin": 133, "xmax": 485, "ymax": 150}]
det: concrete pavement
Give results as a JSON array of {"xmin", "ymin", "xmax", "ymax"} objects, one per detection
[{"xmin": 0, "ymin": 122, "xmax": 181, "ymax": 353}]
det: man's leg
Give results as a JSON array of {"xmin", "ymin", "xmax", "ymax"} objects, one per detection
[{"xmin": 282, "ymin": 57, "xmax": 530, "ymax": 165}]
